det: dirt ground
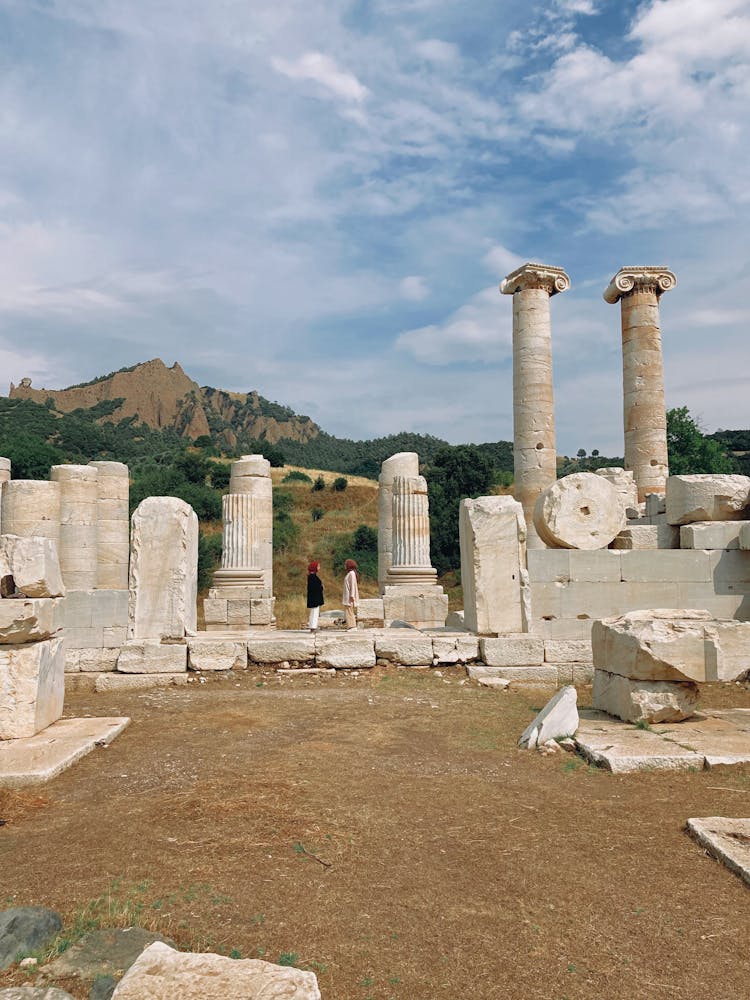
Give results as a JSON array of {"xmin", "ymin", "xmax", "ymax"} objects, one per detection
[{"xmin": 2, "ymin": 669, "xmax": 750, "ymax": 1000}]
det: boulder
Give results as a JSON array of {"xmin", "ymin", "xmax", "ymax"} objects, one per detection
[
  {"xmin": 533, "ymin": 473, "xmax": 626, "ymax": 550},
  {"xmin": 41, "ymin": 929, "xmax": 175, "ymax": 984},
  {"xmin": 665, "ymin": 474, "xmax": 750, "ymax": 525},
  {"xmin": 519, "ymin": 685, "xmax": 579, "ymax": 749},
  {"xmin": 0, "ymin": 536, "xmax": 65, "ymax": 599},
  {"xmin": 0, "ymin": 599, "xmax": 64, "ymax": 645},
  {"xmin": 110, "ymin": 942, "xmax": 320, "ymax": 999},
  {"xmin": 592, "ymin": 668, "xmax": 699, "ymax": 723},
  {"xmin": 591, "ymin": 609, "xmax": 750, "ymax": 683},
  {"xmin": 0, "ymin": 907, "xmax": 61, "ymax": 970},
  {"xmin": 0, "ymin": 638, "xmax": 65, "ymax": 739}
]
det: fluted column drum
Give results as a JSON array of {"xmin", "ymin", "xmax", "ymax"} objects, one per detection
[
  {"xmin": 386, "ymin": 475, "xmax": 438, "ymax": 587},
  {"xmin": 51, "ymin": 464, "xmax": 99, "ymax": 591}
]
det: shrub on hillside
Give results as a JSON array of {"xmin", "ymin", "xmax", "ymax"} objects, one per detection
[
  {"xmin": 332, "ymin": 476, "xmax": 348, "ymax": 492},
  {"xmin": 311, "ymin": 507, "xmax": 325, "ymax": 521},
  {"xmin": 311, "ymin": 475, "xmax": 325, "ymax": 492},
  {"xmin": 331, "ymin": 523, "xmax": 378, "ymax": 581},
  {"xmin": 209, "ymin": 462, "xmax": 232, "ymax": 489},
  {"xmin": 282, "ymin": 470, "xmax": 313, "ymax": 484}
]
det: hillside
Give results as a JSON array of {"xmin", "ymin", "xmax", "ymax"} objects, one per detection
[{"xmin": 9, "ymin": 358, "xmax": 320, "ymax": 447}]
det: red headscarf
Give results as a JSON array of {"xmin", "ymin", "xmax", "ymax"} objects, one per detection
[{"xmin": 308, "ymin": 561, "xmax": 320, "ymax": 574}]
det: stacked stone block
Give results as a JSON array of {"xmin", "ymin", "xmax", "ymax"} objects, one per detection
[
  {"xmin": 0, "ymin": 458, "xmax": 10, "ymax": 534},
  {"xmin": 1, "ymin": 479, "xmax": 61, "ymax": 548},
  {"xmin": 50, "ymin": 464, "xmax": 99, "ymax": 591},
  {"xmin": 0, "ymin": 534, "xmax": 66, "ymax": 739},
  {"xmin": 89, "ymin": 461, "xmax": 130, "ymax": 590}
]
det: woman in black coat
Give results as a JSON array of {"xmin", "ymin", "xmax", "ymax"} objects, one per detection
[{"xmin": 306, "ymin": 560, "xmax": 324, "ymax": 631}]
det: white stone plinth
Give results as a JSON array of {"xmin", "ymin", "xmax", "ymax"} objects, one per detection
[
  {"xmin": 0, "ymin": 637, "xmax": 65, "ymax": 739},
  {"xmin": 128, "ymin": 497, "xmax": 198, "ymax": 639},
  {"xmin": 459, "ymin": 495, "xmax": 528, "ymax": 634}
]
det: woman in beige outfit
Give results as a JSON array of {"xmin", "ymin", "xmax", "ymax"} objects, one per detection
[{"xmin": 342, "ymin": 559, "xmax": 359, "ymax": 630}]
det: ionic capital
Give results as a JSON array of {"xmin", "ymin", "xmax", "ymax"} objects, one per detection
[
  {"xmin": 603, "ymin": 266, "xmax": 676, "ymax": 304},
  {"xmin": 500, "ymin": 262, "xmax": 570, "ymax": 297}
]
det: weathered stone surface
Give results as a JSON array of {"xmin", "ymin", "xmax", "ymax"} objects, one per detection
[
  {"xmin": 0, "ymin": 907, "xmax": 61, "ymax": 970},
  {"xmin": 43, "ymin": 929, "xmax": 176, "ymax": 984},
  {"xmin": 740, "ymin": 523, "xmax": 750, "ymax": 550},
  {"xmin": 50, "ymin": 465, "xmax": 99, "ymax": 591},
  {"xmin": 0, "ymin": 536, "xmax": 65, "ymax": 598},
  {"xmin": 187, "ymin": 638, "xmax": 246, "ymax": 672},
  {"xmin": 680, "ymin": 521, "xmax": 749, "ymax": 550},
  {"xmin": 592, "ymin": 668, "xmax": 699, "ymax": 723},
  {"xmin": 471, "ymin": 664, "xmax": 558, "ymax": 685},
  {"xmin": 94, "ymin": 674, "xmax": 187, "ymax": 692},
  {"xmin": 382, "ymin": 588, "xmax": 448, "ymax": 629},
  {"xmin": 543, "ymin": 640, "xmax": 592, "ymax": 663},
  {"xmin": 687, "ymin": 817, "xmax": 750, "ymax": 887},
  {"xmin": 666, "ymin": 474, "xmax": 750, "ymax": 525},
  {"xmin": 459, "ymin": 495, "xmax": 527, "ymax": 634},
  {"xmin": 378, "ymin": 452, "xmax": 420, "ymax": 589},
  {"xmin": 480, "ymin": 635, "xmax": 544, "ymax": 667},
  {"xmin": 128, "ymin": 497, "xmax": 198, "ymax": 639},
  {"xmin": 0, "ymin": 989, "xmax": 74, "ymax": 999},
  {"xmin": 78, "ymin": 649, "xmax": 119, "ymax": 673},
  {"xmin": 374, "ymin": 633, "xmax": 433, "ymax": 665},
  {"xmin": 0, "ymin": 599, "xmax": 64, "ymax": 645},
  {"xmin": 117, "ymin": 641, "xmax": 187, "ymax": 673},
  {"xmin": 111, "ymin": 942, "xmax": 320, "ymax": 1000},
  {"xmin": 595, "ymin": 467, "xmax": 638, "ymax": 507},
  {"xmin": 611, "ymin": 524, "xmax": 679, "ymax": 549},
  {"xmin": 466, "ymin": 665, "xmax": 511, "ymax": 689},
  {"xmin": 0, "ymin": 481, "xmax": 61, "ymax": 546},
  {"xmin": 89, "ymin": 460, "xmax": 130, "ymax": 591},
  {"xmin": 432, "ymin": 634, "xmax": 479, "ymax": 664},
  {"xmin": 591, "ymin": 609, "xmax": 750, "ymax": 683},
  {"xmin": 0, "ymin": 638, "xmax": 65, "ymax": 739},
  {"xmin": 0, "ymin": 717, "xmax": 129, "ymax": 787},
  {"xmin": 519, "ymin": 685, "xmax": 578, "ymax": 749},
  {"xmin": 534, "ymin": 473, "xmax": 626, "ymax": 550},
  {"xmin": 575, "ymin": 711, "xmax": 704, "ymax": 772},
  {"xmin": 315, "ymin": 635, "xmax": 375, "ymax": 669},
  {"xmin": 247, "ymin": 635, "xmax": 315, "ymax": 663}
]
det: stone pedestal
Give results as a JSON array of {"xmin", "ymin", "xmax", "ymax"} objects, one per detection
[
  {"xmin": 501, "ymin": 262, "xmax": 570, "ymax": 547},
  {"xmin": 378, "ymin": 452, "xmax": 419, "ymax": 592},
  {"xmin": 205, "ymin": 455, "xmax": 274, "ymax": 629},
  {"xmin": 459, "ymin": 495, "xmax": 529, "ymax": 634},
  {"xmin": 0, "ymin": 636, "xmax": 65, "ymax": 739},
  {"xmin": 382, "ymin": 473, "xmax": 446, "ymax": 628},
  {"xmin": 0, "ymin": 480, "xmax": 61, "ymax": 547},
  {"xmin": 89, "ymin": 461, "xmax": 130, "ymax": 590},
  {"xmin": 604, "ymin": 267, "xmax": 676, "ymax": 501},
  {"xmin": 50, "ymin": 464, "xmax": 99, "ymax": 591},
  {"xmin": 128, "ymin": 497, "xmax": 198, "ymax": 640}
]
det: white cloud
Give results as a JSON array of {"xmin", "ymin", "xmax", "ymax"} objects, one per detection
[
  {"xmin": 399, "ymin": 275, "xmax": 430, "ymax": 301},
  {"xmin": 414, "ymin": 39, "xmax": 460, "ymax": 65},
  {"xmin": 481, "ymin": 244, "xmax": 522, "ymax": 279},
  {"xmin": 396, "ymin": 286, "xmax": 511, "ymax": 365},
  {"xmin": 271, "ymin": 52, "xmax": 368, "ymax": 103}
]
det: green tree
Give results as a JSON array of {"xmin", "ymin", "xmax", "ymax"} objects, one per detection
[
  {"xmin": 426, "ymin": 445, "xmax": 495, "ymax": 575},
  {"xmin": 666, "ymin": 407, "xmax": 735, "ymax": 475},
  {"xmin": 0, "ymin": 433, "xmax": 64, "ymax": 479}
]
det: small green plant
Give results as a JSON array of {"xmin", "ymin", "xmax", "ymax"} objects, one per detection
[
  {"xmin": 311, "ymin": 475, "xmax": 325, "ymax": 492},
  {"xmin": 229, "ymin": 948, "xmax": 242, "ymax": 959},
  {"xmin": 311, "ymin": 507, "xmax": 324, "ymax": 522},
  {"xmin": 563, "ymin": 759, "xmax": 581, "ymax": 773},
  {"xmin": 358, "ymin": 974, "xmax": 375, "ymax": 986},
  {"xmin": 283, "ymin": 470, "xmax": 312, "ymax": 484},
  {"xmin": 634, "ymin": 719, "xmax": 654, "ymax": 731},
  {"xmin": 332, "ymin": 476, "xmax": 348, "ymax": 491},
  {"xmin": 277, "ymin": 952, "xmax": 299, "ymax": 967}
]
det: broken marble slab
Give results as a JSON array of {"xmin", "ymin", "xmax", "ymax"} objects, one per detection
[
  {"xmin": 0, "ymin": 717, "xmax": 130, "ymax": 787},
  {"xmin": 519, "ymin": 684, "xmax": 579, "ymax": 749},
  {"xmin": 686, "ymin": 817, "xmax": 750, "ymax": 888}
]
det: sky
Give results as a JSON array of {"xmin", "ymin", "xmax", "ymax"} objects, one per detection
[{"xmin": 0, "ymin": 0, "xmax": 748, "ymax": 456}]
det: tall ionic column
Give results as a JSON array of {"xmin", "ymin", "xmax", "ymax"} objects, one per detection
[
  {"xmin": 501, "ymin": 262, "xmax": 570, "ymax": 547},
  {"xmin": 386, "ymin": 475, "xmax": 438, "ymax": 587},
  {"xmin": 0, "ymin": 458, "xmax": 10, "ymax": 535},
  {"xmin": 603, "ymin": 266, "xmax": 676, "ymax": 501},
  {"xmin": 51, "ymin": 464, "xmax": 98, "ymax": 591},
  {"xmin": 378, "ymin": 452, "xmax": 419, "ymax": 593},
  {"xmin": 89, "ymin": 461, "xmax": 130, "ymax": 590}
]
